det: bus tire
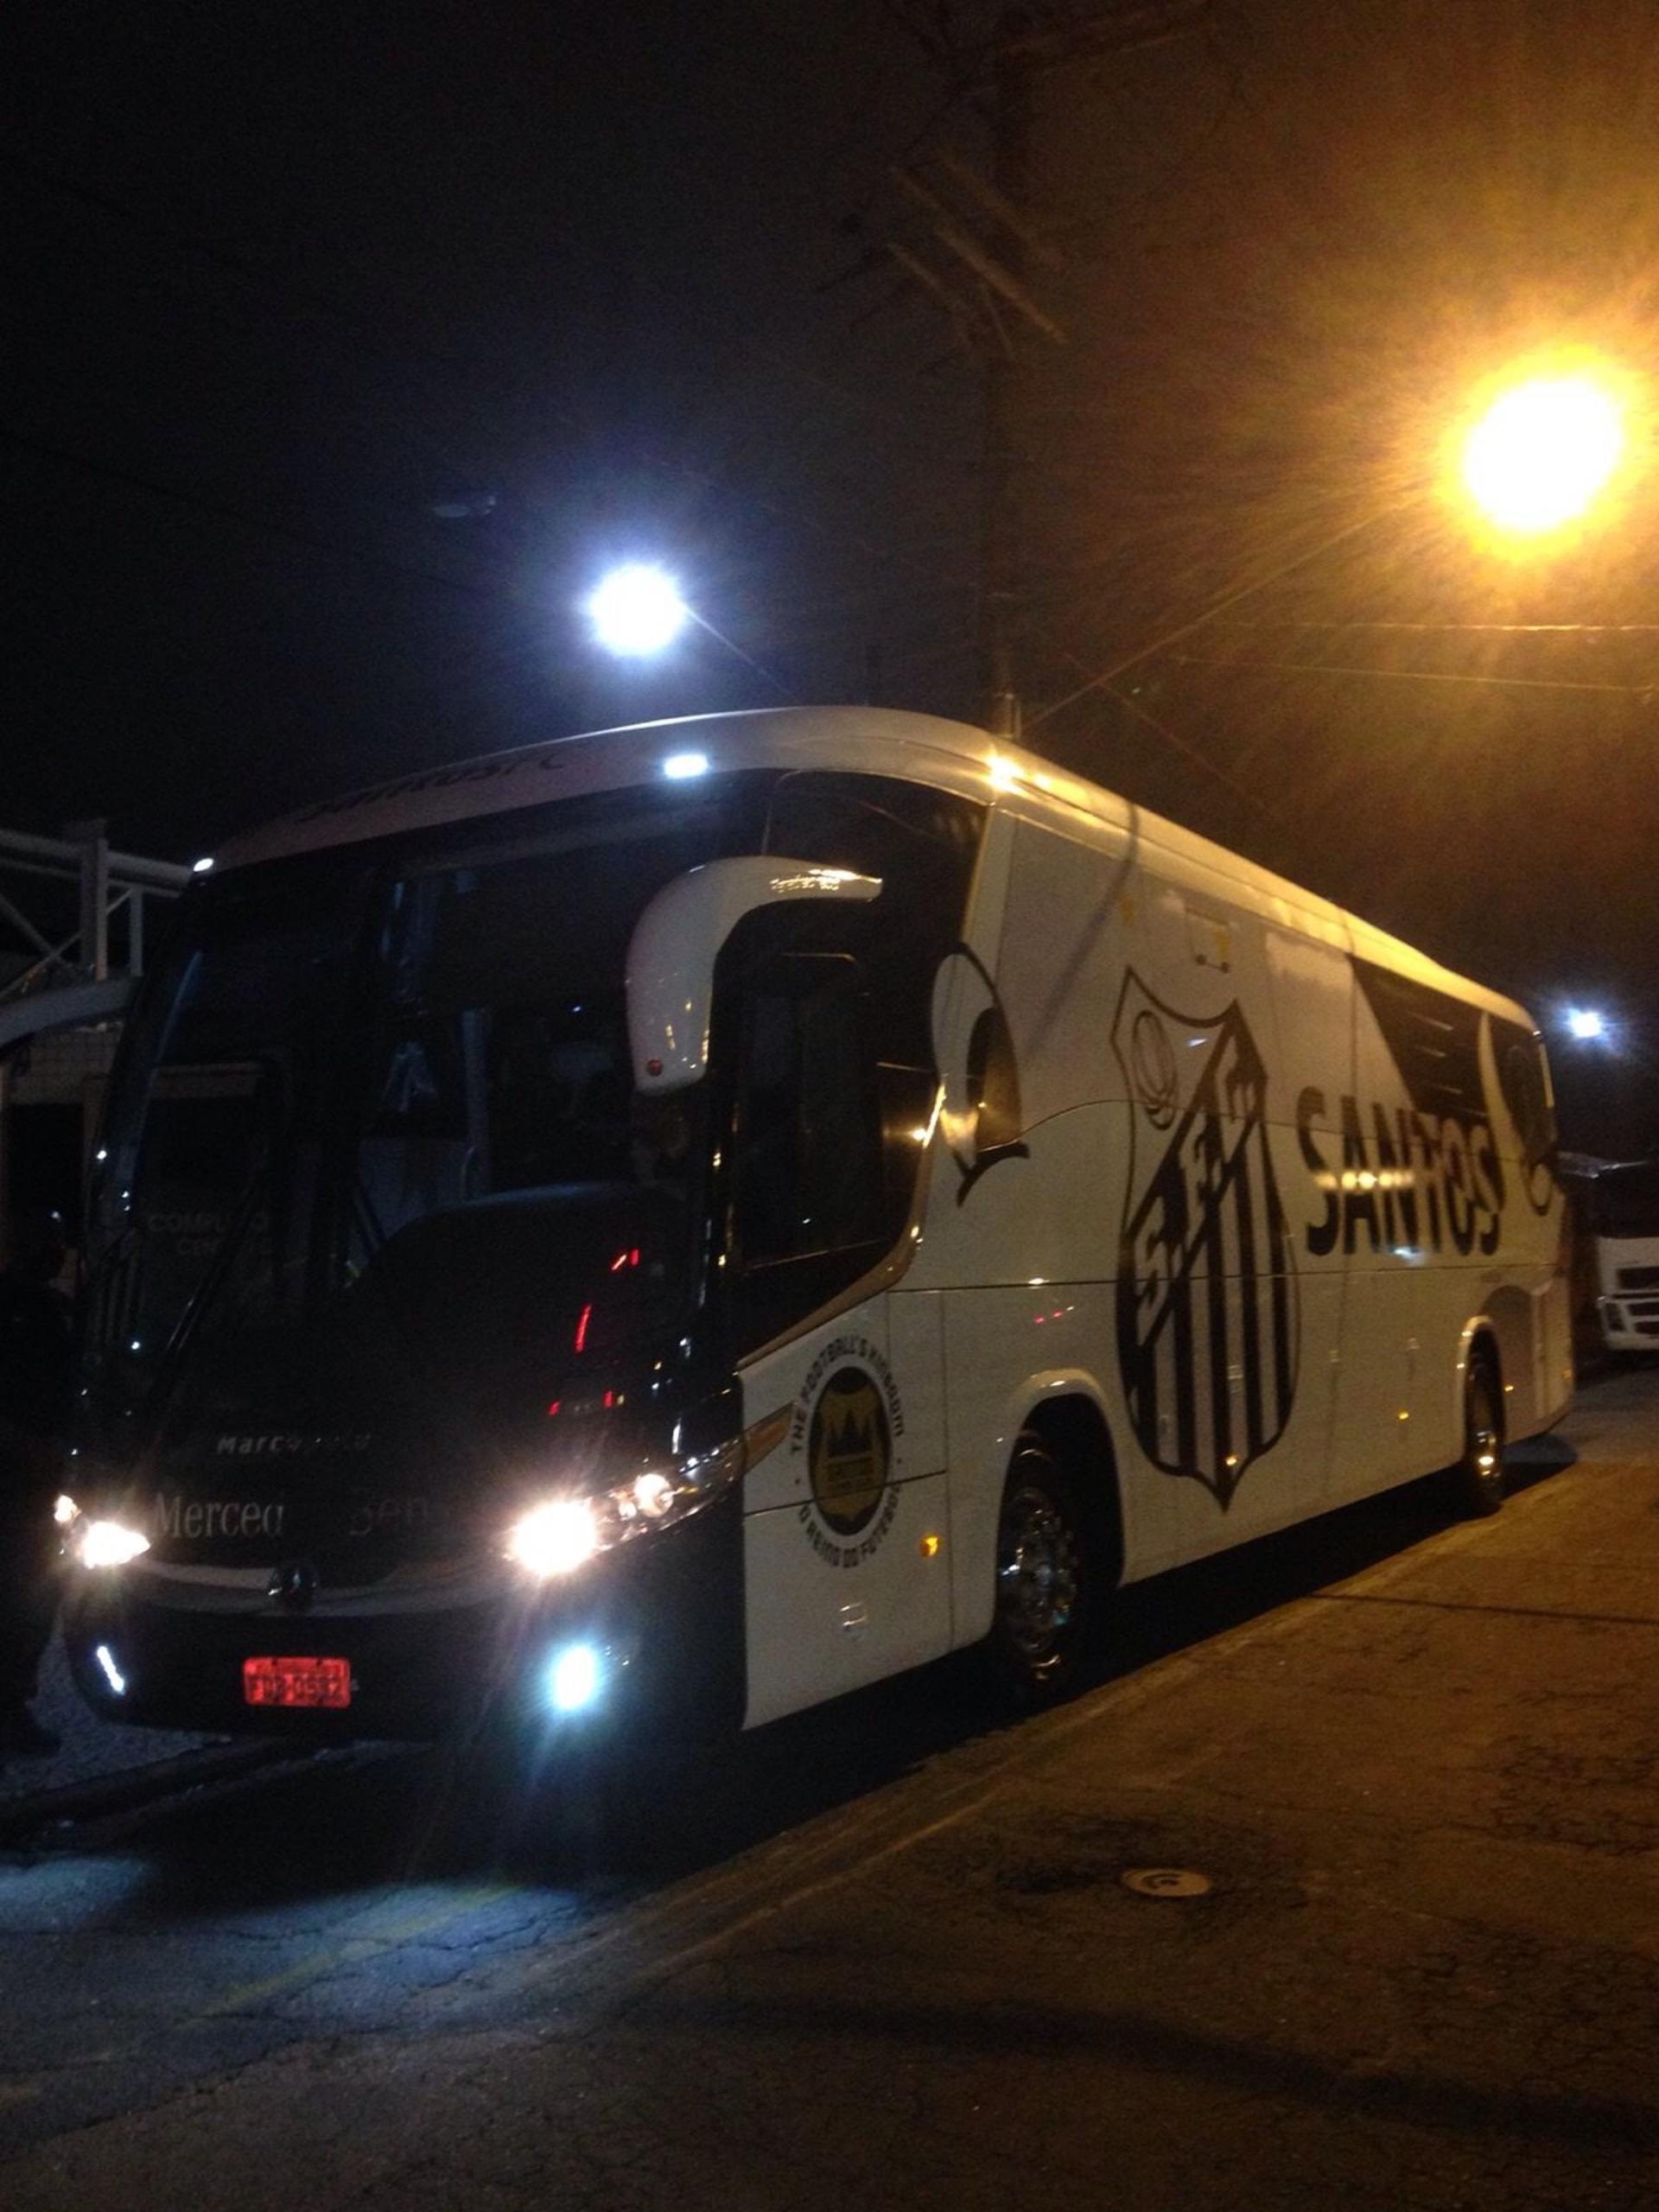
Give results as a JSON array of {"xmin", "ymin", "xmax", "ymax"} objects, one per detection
[
  {"xmin": 1444, "ymin": 1349, "xmax": 1506, "ymax": 1518},
  {"xmin": 983, "ymin": 1432, "xmax": 1095, "ymax": 1706}
]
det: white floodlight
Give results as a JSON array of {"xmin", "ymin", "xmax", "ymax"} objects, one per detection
[
  {"xmin": 585, "ymin": 563, "xmax": 690, "ymax": 657},
  {"xmin": 548, "ymin": 1643, "xmax": 602, "ymax": 1713}
]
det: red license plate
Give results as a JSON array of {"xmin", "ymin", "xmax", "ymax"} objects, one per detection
[{"xmin": 243, "ymin": 1656, "xmax": 352, "ymax": 1710}]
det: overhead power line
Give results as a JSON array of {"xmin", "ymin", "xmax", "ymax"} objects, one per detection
[
  {"xmin": 1200, "ymin": 618, "xmax": 1659, "ymax": 636},
  {"xmin": 1027, "ymin": 504, "xmax": 1399, "ymax": 731},
  {"xmin": 1160, "ymin": 652, "xmax": 1659, "ymax": 698},
  {"xmin": 1091, "ymin": 671, "xmax": 1291, "ymax": 830}
]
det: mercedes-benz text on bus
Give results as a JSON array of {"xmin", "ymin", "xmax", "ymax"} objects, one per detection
[{"xmin": 61, "ymin": 709, "xmax": 1573, "ymax": 1745}]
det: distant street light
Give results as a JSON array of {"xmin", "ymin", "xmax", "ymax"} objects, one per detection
[
  {"xmin": 1565, "ymin": 1007, "xmax": 1611, "ymax": 1044},
  {"xmin": 1459, "ymin": 370, "xmax": 1627, "ymax": 537},
  {"xmin": 584, "ymin": 563, "xmax": 691, "ymax": 657},
  {"xmin": 580, "ymin": 556, "xmax": 792, "ymax": 700}
]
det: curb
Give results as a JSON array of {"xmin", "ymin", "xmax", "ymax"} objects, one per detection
[{"xmin": 0, "ymin": 1738, "xmax": 293, "ymax": 1848}]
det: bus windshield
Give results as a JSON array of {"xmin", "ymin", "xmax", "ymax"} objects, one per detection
[{"xmin": 84, "ymin": 778, "xmax": 773, "ymax": 1443}]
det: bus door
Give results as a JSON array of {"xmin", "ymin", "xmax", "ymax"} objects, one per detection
[
  {"xmin": 728, "ymin": 949, "xmax": 952, "ymax": 1727},
  {"xmin": 1256, "ymin": 921, "xmax": 1353, "ymax": 1516}
]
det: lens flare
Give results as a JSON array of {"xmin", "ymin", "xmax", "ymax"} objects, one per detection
[
  {"xmin": 505, "ymin": 1498, "xmax": 600, "ymax": 1578},
  {"xmin": 75, "ymin": 1519, "xmax": 150, "ymax": 1569},
  {"xmin": 1461, "ymin": 374, "xmax": 1625, "ymax": 535},
  {"xmin": 585, "ymin": 563, "xmax": 690, "ymax": 656},
  {"xmin": 548, "ymin": 1643, "xmax": 601, "ymax": 1713}
]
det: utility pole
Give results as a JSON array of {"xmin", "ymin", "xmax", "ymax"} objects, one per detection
[
  {"xmin": 976, "ymin": 1, "xmax": 1211, "ymax": 738},
  {"xmin": 885, "ymin": 10, "xmax": 1062, "ymax": 743},
  {"xmin": 981, "ymin": 10, "xmax": 1033, "ymax": 741},
  {"xmin": 853, "ymin": 2, "xmax": 1211, "ymax": 740}
]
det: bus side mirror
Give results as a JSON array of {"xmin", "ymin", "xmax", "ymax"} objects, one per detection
[{"xmin": 626, "ymin": 857, "xmax": 881, "ymax": 1095}]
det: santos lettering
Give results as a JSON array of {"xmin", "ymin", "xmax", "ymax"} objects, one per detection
[{"xmin": 1296, "ymin": 1088, "xmax": 1504, "ymax": 1259}]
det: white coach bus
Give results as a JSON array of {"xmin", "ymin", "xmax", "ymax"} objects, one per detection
[{"xmin": 62, "ymin": 709, "xmax": 1572, "ymax": 1742}]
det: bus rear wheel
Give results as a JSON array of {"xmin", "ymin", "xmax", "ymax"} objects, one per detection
[
  {"xmin": 1445, "ymin": 1351, "xmax": 1506, "ymax": 1518},
  {"xmin": 985, "ymin": 1434, "xmax": 1094, "ymax": 1705}
]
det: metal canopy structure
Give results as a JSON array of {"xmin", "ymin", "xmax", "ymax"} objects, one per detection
[{"xmin": 0, "ymin": 820, "xmax": 191, "ymax": 1052}]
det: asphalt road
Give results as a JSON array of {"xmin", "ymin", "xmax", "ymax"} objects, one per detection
[{"xmin": 2, "ymin": 1365, "xmax": 1657, "ymax": 2211}]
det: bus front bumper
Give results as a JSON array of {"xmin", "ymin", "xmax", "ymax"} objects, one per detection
[{"xmin": 62, "ymin": 1503, "xmax": 745, "ymax": 1745}]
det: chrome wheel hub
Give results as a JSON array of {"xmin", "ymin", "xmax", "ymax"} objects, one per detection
[
  {"xmin": 1470, "ymin": 1410, "xmax": 1503, "ymax": 1493},
  {"xmin": 997, "ymin": 1484, "xmax": 1079, "ymax": 1663}
]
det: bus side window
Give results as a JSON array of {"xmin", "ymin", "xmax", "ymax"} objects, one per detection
[
  {"xmin": 734, "ymin": 954, "xmax": 887, "ymax": 1335},
  {"xmin": 1492, "ymin": 1019, "xmax": 1557, "ymax": 1181}
]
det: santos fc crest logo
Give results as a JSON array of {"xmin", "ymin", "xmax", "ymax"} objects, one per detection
[{"xmin": 1112, "ymin": 973, "xmax": 1300, "ymax": 1509}]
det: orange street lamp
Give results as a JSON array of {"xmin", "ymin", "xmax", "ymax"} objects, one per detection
[
  {"xmin": 1458, "ymin": 369, "xmax": 1628, "ymax": 537},
  {"xmin": 1028, "ymin": 357, "xmax": 1643, "ymax": 735}
]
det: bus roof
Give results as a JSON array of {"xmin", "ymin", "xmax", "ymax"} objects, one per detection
[{"xmin": 213, "ymin": 704, "xmax": 1536, "ymax": 1035}]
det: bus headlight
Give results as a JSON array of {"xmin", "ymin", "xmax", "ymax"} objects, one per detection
[
  {"xmin": 72, "ymin": 1516, "xmax": 151, "ymax": 1570},
  {"xmin": 504, "ymin": 1498, "xmax": 601, "ymax": 1579},
  {"xmin": 503, "ymin": 1438, "xmax": 747, "ymax": 1580}
]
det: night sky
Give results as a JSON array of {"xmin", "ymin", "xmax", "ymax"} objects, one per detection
[{"xmin": 4, "ymin": 1, "xmax": 1657, "ymax": 1148}]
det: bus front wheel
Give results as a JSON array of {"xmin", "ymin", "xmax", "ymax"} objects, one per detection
[
  {"xmin": 985, "ymin": 1434, "xmax": 1095, "ymax": 1705},
  {"xmin": 1445, "ymin": 1351, "xmax": 1507, "ymax": 1518}
]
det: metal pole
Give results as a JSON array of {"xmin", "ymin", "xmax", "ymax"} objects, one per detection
[
  {"xmin": 0, "ymin": 1058, "xmax": 10, "ymax": 1266},
  {"xmin": 980, "ymin": 9, "xmax": 1032, "ymax": 742},
  {"xmin": 66, "ymin": 817, "xmax": 110, "ymax": 982}
]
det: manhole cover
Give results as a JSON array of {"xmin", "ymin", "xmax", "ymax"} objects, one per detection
[{"xmin": 1121, "ymin": 1866, "xmax": 1213, "ymax": 1899}]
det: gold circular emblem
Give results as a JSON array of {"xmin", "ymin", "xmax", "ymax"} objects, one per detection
[{"xmin": 808, "ymin": 1367, "xmax": 891, "ymax": 1535}]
